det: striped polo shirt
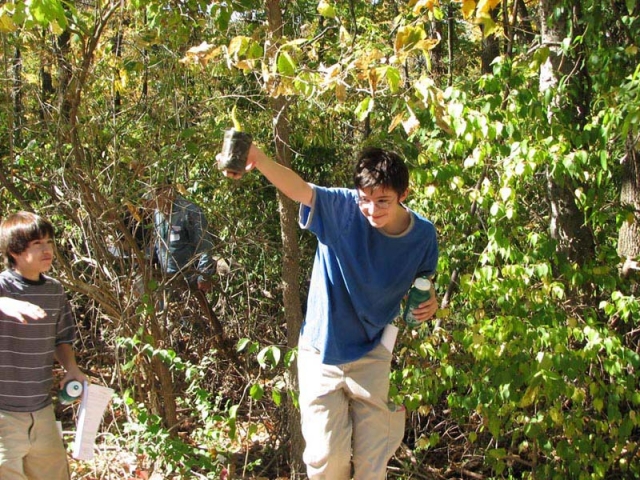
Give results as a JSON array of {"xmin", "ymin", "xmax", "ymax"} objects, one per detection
[{"xmin": 0, "ymin": 269, "xmax": 76, "ymax": 412}]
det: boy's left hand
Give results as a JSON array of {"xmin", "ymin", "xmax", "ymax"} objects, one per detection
[
  {"xmin": 59, "ymin": 368, "xmax": 88, "ymax": 391},
  {"xmin": 410, "ymin": 295, "xmax": 439, "ymax": 323}
]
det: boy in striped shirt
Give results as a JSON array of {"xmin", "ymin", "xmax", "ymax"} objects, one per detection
[{"xmin": 0, "ymin": 211, "xmax": 86, "ymax": 480}]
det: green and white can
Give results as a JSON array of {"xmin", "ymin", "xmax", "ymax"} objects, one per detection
[
  {"xmin": 59, "ymin": 380, "xmax": 83, "ymax": 404},
  {"xmin": 402, "ymin": 277, "xmax": 431, "ymax": 328}
]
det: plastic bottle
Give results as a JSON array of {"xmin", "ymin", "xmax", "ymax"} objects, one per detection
[
  {"xmin": 402, "ymin": 277, "xmax": 432, "ymax": 328},
  {"xmin": 59, "ymin": 380, "xmax": 83, "ymax": 404}
]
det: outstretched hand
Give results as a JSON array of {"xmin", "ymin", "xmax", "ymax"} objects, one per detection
[
  {"xmin": 0, "ymin": 297, "xmax": 47, "ymax": 324},
  {"xmin": 217, "ymin": 144, "xmax": 260, "ymax": 179}
]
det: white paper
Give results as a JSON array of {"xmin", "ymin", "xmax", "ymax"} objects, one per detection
[
  {"xmin": 72, "ymin": 382, "xmax": 114, "ymax": 460},
  {"xmin": 381, "ymin": 324, "xmax": 399, "ymax": 353}
]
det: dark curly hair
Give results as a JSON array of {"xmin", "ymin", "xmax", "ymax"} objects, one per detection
[{"xmin": 352, "ymin": 147, "xmax": 409, "ymax": 196}]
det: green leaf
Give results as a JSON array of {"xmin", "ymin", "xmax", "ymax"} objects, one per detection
[
  {"xmin": 257, "ymin": 345, "xmax": 281, "ymax": 369},
  {"xmin": 384, "ymin": 66, "xmax": 401, "ymax": 93},
  {"xmin": 277, "ymin": 51, "xmax": 296, "ymax": 77},
  {"xmin": 250, "ymin": 383, "xmax": 264, "ymax": 401},
  {"xmin": 317, "ymin": 0, "xmax": 337, "ymax": 18},
  {"xmin": 30, "ymin": 0, "xmax": 68, "ymax": 28},
  {"xmin": 355, "ymin": 97, "xmax": 373, "ymax": 122},
  {"xmin": 236, "ymin": 337, "xmax": 252, "ymax": 352},
  {"xmin": 395, "ymin": 25, "xmax": 426, "ymax": 53}
]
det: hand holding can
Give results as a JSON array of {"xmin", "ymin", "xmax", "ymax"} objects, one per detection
[
  {"xmin": 217, "ymin": 129, "xmax": 253, "ymax": 178},
  {"xmin": 59, "ymin": 380, "xmax": 83, "ymax": 404},
  {"xmin": 403, "ymin": 277, "xmax": 432, "ymax": 329}
]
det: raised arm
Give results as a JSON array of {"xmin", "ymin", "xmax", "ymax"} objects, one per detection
[{"xmin": 221, "ymin": 145, "xmax": 314, "ymax": 207}]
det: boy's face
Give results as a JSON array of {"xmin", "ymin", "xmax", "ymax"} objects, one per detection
[
  {"xmin": 357, "ymin": 186, "xmax": 408, "ymax": 230},
  {"xmin": 11, "ymin": 235, "xmax": 55, "ymax": 280}
]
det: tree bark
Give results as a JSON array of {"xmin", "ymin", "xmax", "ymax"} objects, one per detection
[
  {"xmin": 12, "ymin": 45, "xmax": 23, "ymax": 146},
  {"xmin": 481, "ymin": 7, "xmax": 500, "ymax": 74},
  {"xmin": 618, "ymin": 133, "xmax": 640, "ymax": 283},
  {"xmin": 538, "ymin": 0, "xmax": 595, "ymax": 266},
  {"xmin": 265, "ymin": 0, "xmax": 306, "ymax": 474}
]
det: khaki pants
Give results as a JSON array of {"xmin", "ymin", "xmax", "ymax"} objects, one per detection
[
  {"xmin": 0, "ymin": 405, "xmax": 70, "ymax": 480},
  {"xmin": 298, "ymin": 343, "xmax": 405, "ymax": 480}
]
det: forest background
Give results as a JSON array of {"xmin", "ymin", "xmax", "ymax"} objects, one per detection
[{"xmin": 1, "ymin": 0, "xmax": 640, "ymax": 479}]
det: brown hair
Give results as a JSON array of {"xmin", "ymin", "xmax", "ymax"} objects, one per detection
[
  {"xmin": 0, "ymin": 211, "xmax": 55, "ymax": 268},
  {"xmin": 353, "ymin": 147, "xmax": 409, "ymax": 197}
]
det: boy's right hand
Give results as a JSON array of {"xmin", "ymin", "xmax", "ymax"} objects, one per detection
[
  {"xmin": 217, "ymin": 144, "xmax": 261, "ymax": 179},
  {"xmin": 0, "ymin": 297, "xmax": 47, "ymax": 323}
]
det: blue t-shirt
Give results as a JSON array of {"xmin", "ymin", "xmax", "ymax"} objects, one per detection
[{"xmin": 299, "ymin": 186, "xmax": 438, "ymax": 365}]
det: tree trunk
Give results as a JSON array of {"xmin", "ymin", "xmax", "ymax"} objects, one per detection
[
  {"xmin": 447, "ymin": 2, "xmax": 455, "ymax": 86},
  {"xmin": 538, "ymin": 0, "xmax": 595, "ymax": 266},
  {"xmin": 12, "ymin": 45, "xmax": 23, "ymax": 146},
  {"xmin": 265, "ymin": 0, "xmax": 306, "ymax": 474},
  {"xmin": 515, "ymin": 0, "xmax": 535, "ymax": 45},
  {"xmin": 481, "ymin": 7, "xmax": 500, "ymax": 74},
  {"xmin": 618, "ymin": 133, "xmax": 640, "ymax": 284}
]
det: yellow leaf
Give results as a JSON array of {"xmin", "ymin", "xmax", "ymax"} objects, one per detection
[
  {"xmin": 125, "ymin": 201, "xmax": 142, "ymax": 222},
  {"xmin": 460, "ymin": 0, "xmax": 476, "ymax": 19},
  {"xmin": 388, "ymin": 112, "xmax": 406, "ymax": 133},
  {"xmin": 274, "ymin": 78, "xmax": 296, "ymax": 96},
  {"xmin": 368, "ymin": 68, "xmax": 380, "ymax": 94},
  {"xmin": 228, "ymin": 36, "xmax": 251, "ymax": 58},
  {"xmin": 0, "ymin": 8, "xmax": 17, "ymax": 33},
  {"xmin": 415, "ymin": 38, "xmax": 441, "ymax": 52},
  {"xmin": 626, "ymin": 211, "xmax": 635, "ymax": 224},
  {"xmin": 418, "ymin": 404, "xmax": 432, "ymax": 415},
  {"xmin": 335, "ymin": 82, "xmax": 347, "ymax": 102},
  {"xmin": 416, "ymin": 436, "xmax": 430, "ymax": 449},
  {"xmin": 50, "ymin": 19, "xmax": 63, "ymax": 35},
  {"xmin": 477, "ymin": 0, "xmax": 501, "ymax": 16},
  {"xmin": 410, "ymin": 0, "xmax": 439, "ymax": 15},
  {"xmin": 235, "ymin": 60, "xmax": 254, "ymax": 71},
  {"xmin": 519, "ymin": 385, "xmax": 539, "ymax": 407},
  {"xmin": 626, "ymin": 45, "xmax": 639, "ymax": 56},
  {"xmin": 353, "ymin": 49, "xmax": 385, "ymax": 70},
  {"xmin": 549, "ymin": 407, "xmax": 563, "ymax": 425},
  {"xmin": 477, "ymin": 14, "xmax": 498, "ymax": 38},
  {"xmin": 394, "ymin": 25, "xmax": 426, "ymax": 55},
  {"xmin": 339, "ymin": 25, "xmax": 352, "ymax": 45}
]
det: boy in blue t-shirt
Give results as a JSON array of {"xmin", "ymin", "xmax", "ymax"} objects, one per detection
[{"xmin": 222, "ymin": 145, "xmax": 438, "ymax": 479}]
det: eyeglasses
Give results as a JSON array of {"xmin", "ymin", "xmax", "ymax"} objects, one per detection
[{"xmin": 357, "ymin": 197, "xmax": 393, "ymax": 209}]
